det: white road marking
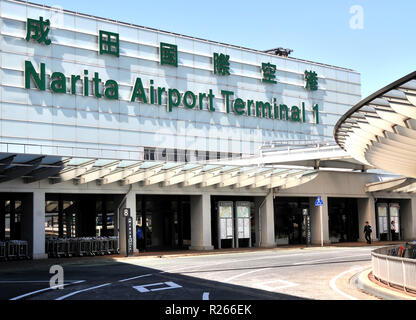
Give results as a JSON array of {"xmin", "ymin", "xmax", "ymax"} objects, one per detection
[
  {"xmin": 223, "ymin": 268, "xmax": 270, "ymax": 282},
  {"xmin": 9, "ymin": 280, "xmax": 85, "ymax": 300},
  {"xmin": 55, "ymin": 283, "xmax": 111, "ymax": 300},
  {"xmin": 329, "ymin": 265, "xmax": 368, "ymax": 300},
  {"xmin": 133, "ymin": 281, "xmax": 182, "ymax": 293},
  {"xmin": 292, "ymin": 253, "xmax": 370, "ymax": 265},
  {"xmin": 256, "ymin": 279, "xmax": 299, "ymax": 291},
  {"xmin": 158, "ymin": 249, "xmax": 373, "ymax": 274},
  {"xmin": 118, "ymin": 274, "xmax": 152, "ymax": 283},
  {"xmin": 202, "ymin": 292, "xmax": 210, "ymax": 300}
]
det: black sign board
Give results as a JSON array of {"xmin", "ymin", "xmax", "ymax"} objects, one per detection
[
  {"xmin": 305, "ymin": 214, "xmax": 311, "ymax": 247},
  {"xmin": 126, "ymin": 215, "xmax": 134, "ymax": 257}
]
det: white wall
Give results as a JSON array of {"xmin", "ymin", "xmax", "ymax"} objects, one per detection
[{"xmin": 0, "ymin": 0, "xmax": 361, "ymax": 160}]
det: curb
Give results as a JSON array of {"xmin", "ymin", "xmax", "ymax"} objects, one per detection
[{"xmin": 351, "ymin": 268, "xmax": 416, "ymax": 300}]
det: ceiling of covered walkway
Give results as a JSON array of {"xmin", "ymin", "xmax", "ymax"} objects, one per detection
[{"xmin": 0, "ymin": 153, "xmax": 318, "ymax": 191}]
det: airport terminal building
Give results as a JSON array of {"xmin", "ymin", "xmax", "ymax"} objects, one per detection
[{"xmin": 0, "ymin": 0, "xmax": 415, "ymax": 259}]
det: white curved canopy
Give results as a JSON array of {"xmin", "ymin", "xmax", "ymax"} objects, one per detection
[{"xmin": 335, "ymin": 72, "xmax": 416, "ymax": 178}]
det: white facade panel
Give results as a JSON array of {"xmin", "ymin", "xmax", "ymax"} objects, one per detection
[{"xmin": 0, "ymin": 0, "xmax": 361, "ymax": 160}]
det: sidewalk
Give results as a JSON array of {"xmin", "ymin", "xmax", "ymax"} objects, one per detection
[
  {"xmin": 0, "ymin": 241, "xmax": 399, "ymax": 271},
  {"xmin": 352, "ymin": 268, "xmax": 416, "ymax": 300}
]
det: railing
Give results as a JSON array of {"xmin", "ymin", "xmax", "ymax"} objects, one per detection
[{"xmin": 371, "ymin": 244, "xmax": 416, "ymax": 293}]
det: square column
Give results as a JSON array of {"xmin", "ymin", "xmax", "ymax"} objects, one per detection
[
  {"xmin": 190, "ymin": 194, "xmax": 213, "ymax": 250},
  {"xmin": 357, "ymin": 197, "xmax": 377, "ymax": 242},
  {"xmin": 32, "ymin": 191, "xmax": 47, "ymax": 260},
  {"xmin": 400, "ymin": 198, "xmax": 416, "ymax": 240},
  {"xmin": 119, "ymin": 191, "xmax": 137, "ymax": 255},
  {"xmin": 309, "ymin": 195, "xmax": 330, "ymax": 246},
  {"xmin": 259, "ymin": 192, "xmax": 275, "ymax": 248}
]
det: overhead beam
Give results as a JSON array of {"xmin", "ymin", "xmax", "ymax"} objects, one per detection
[
  {"xmin": 0, "ymin": 156, "xmax": 44, "ymax": 183},
  {"xmin": 23, "ymin": 159, "xmax": 71, "ymax": 184},
  {"xmin": 98, "ymin": 161, "xmax": 144, "ymax": 185},
  {"xmin": 74, "ymin": 161, "xmax": 121, "ymax": 184},
  {"xmin": 49, "ymin": 159, "xmax": 97, "ymax": 184}
]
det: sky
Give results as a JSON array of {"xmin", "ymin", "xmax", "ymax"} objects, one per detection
[{"xmin": 28, "ymin": 0, "xmax": 416, "ymax": 99}]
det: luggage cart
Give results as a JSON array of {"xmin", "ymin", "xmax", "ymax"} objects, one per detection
[
  {"xmin": 90, "ymin": 238, "xmax": 99, "ymax": 256},
  {"xmin": 68, "ymin": 238, "xmax": 79, "ymax": 257},
  {"xmin": 56, "ymin": 239, "xmax": 69, "ymax": 258},
  {"xmin": 108, "ymin": 237, "xmax": 119, "ymax": 254},
  {"xmin": 17, "ymin": 240, "xmax": 29, "ymax": 260},
  {"xmin": 6, "ymin": 241, "xmax": 19, "ymax": 260},
  {"xmin": 78, "ymin": 238, "xmax": 92, "ymax": 256},
  {"xmin": 0, "ymin": 241, "xmax": 5, "ymax": 261},
  {"xmin": 101, "ymin": 237, "xmax": 110, "ymax": 255}
]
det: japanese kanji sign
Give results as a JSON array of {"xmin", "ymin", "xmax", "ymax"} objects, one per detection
[
  {"xmin": 262, "ymin": 63, "xmax": 277, "ymax": 84},
  {"xmin": 213, "ymin": 53, "xmax": 230, "ymax": 76},
  {"xmin": 304, "ymin": 70, "xmax": 319, "ymax": 91},
  {"xmin": 26, "ymin": 16, "xmax": 51, "ymax": 45},
  {"xmin": 99, "ymin": 30, "xmax": 120, "ymax": 57},
  {"xmin": 160, "ymin": 42, "xmax": 178, "ymax": 67}
]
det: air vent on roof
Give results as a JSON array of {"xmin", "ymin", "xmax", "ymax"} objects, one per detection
[{"xmin": 264, "ymin": 47, "xmax": 293, "ymax": 57}]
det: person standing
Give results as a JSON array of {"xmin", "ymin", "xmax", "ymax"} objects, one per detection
[
  {"xmin": 136, "ymin": 226, "xmax": 144, "ymax": 251},
  {"xmin": 391, "ymin": 220, "xmax": 396, "ymax": 241},
  {"xmin": 364, "ymin": 221, "xmax": 372, "ymax": 244}
]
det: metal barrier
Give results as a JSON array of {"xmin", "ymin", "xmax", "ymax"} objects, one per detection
[
  {"xmin": 1, "ymin": 240, "xmax": 30, "ymax": 260},
  {"xmin": 0, "ymin": 241, "xmax": 5, "ymax": 261},
  {"xmin": 372, "ymin": 243, "xmax": 416, "ymax": 293},
  {"xmin": 45, "ymin": 237, "xmax": 119, "ymax": 258}
]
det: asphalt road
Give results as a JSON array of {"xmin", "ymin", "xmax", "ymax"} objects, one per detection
[{"xmin": 0, "ymin": 246, "xmax": 379, "ymax": 300}]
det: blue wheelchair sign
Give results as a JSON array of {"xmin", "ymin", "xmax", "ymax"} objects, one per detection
[{"xmin": 315, "ymin": 196, "xmax": 324, "ymax": 207}]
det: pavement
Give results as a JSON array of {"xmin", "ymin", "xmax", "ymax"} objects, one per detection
[
  {"xmin": 0, "ymin": 241, "xmax": 412, "ymax": 300},
  {"xmin": 351, "ymin": 268, "xmax": 416, "ymax": 300}
]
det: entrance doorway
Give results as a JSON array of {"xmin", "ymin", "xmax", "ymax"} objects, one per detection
[
  {"xmin": 274, "ymin": 197, "xmax": 309, "ymax": 245},
  {"xmin": 375, "ymin": 200, "xmax": 402, "ymax": 241},
  {"xmin": 136, "ymin": 195, "xmax": 191, "ymax": 251},
  {"xmin": 211, "ymin": 196, "xmax": 255, "ymax": 249},
  {"xmin": 45, "ymin": 194, "xmax": 120, "ymax": 239},
  {"xmin": 328, "ymin": 198, "xmax": 359, "ymax": 243},
  {"xmin": 0, "ymin": 194, "xmax": 28, "ymax": 241}
]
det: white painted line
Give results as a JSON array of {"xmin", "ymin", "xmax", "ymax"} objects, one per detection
[
  {"xmin": 256, "ymin": 279, "xmax": 299, "ymax": 291},
  {"xmin": 161, "ymin": 249, "xmax": 373, "ymax": 274},
  {"xmin": 151, "ymin": 281, "xmax": 182, "ymax": 292},
  {"xmin": 329, "ymin": 266, "xmax": 368, "ymax": 300},
  {"xmin": 55, "ymin": 283, "xmax": 111, "ymax": 300},
  {"xmin": 10, "ymin": 280, "xmax": 85, "ymax": 300},
  {"xmin": 202, "ymin": 292, "xmax": 210, "ymax": 300},
  {"xmin": 224, "ymin": 268, "xmax": 270, "ymax": 282},
  {"xmin": 292, "ymin": 253, "xmax": 370, "ymax": 265},
  {"xmin": 118, "ymin": 274, "xmax": 152, "ymax": 283},
  {"xmin": 133, "ymin": 281, "xmax": 182, "ymax": 293}
]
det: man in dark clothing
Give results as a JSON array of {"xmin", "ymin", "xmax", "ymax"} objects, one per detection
[
  {"xmin": 391, "ymin": 220, "xmax": 396, "ymax": 241},
  {"xmin": 364, "ymin": 221, "xmax": 372, "ymax": 244},
  {"xmin": 136, "ymin": 226, "xmax": 144, "ymax": 251}
]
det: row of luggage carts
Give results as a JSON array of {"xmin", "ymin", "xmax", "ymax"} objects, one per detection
[
  {"xmin": 46, "ymin": 237, "xmax": 119, "ymax": 258},
  {"xmin": 388, "ymin": 242, "xmax": 416, "ymax": 259},
  {"xmin": 0, "ymin": 240, "xmax": 29, "ymax": 261}
]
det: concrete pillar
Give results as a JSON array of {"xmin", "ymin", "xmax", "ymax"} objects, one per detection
[
  {"xmin": 357, "ymin": 197, "xmax": 377, "ymax": 242},
  {"xmin": 119, "ymin": 191, "xmax": 137, "ymax": 256},
  {"xmin": 309, "ymin": 195, "xmax": 330, "ymax": 245},
  {"xmin": 254, "ymin": 197, "xmax": 263, "ymax": 247},
  {"xmin": 33, "ymin": 191, "xmax": 47, "ymax": 259},
  {"xmin": 400, "ymin": 198, "xmax": 416, "ymax": 240},
  {"xmin": 259, "ymin": 192, "xmax": 275, "ymax": 248},
  {"xmin": 190, "ymin": 194, "xmax": 213, "ymax": 250}
]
